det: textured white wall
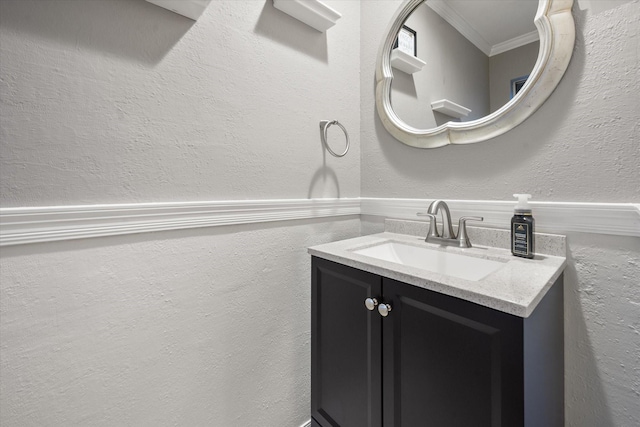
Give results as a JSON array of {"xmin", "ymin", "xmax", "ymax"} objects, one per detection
[
  {"xmin": 0, "ymin": 0, "xmax": 360, "ymax": 206},
  {"xmin": 0, "ymin": 218, "xmax": 361, "ymax": 426},
  {"xmin": 0, "ymin": 0, "xmax": 361, "ymax": 425},
  {"xmin": 563, "ymin": 232, "xmax": 639, "ymax": 426},
  {"xmin": 361, "ymin": 1, "xmax": 639, "ymax": 426}
]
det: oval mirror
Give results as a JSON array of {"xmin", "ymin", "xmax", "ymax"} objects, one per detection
[{"xmin": 375, "ymin": 0, "xmax": 575, "ymax": 148}]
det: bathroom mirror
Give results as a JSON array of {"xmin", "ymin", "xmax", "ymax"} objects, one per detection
[{"xmin": 375, "ymin": 0, "xmax": 575, "ymax": 148}]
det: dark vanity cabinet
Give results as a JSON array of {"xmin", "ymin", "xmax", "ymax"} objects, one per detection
[{"xmin": 311, "ymin": 257, "xmax": 563, "ymax": 427}]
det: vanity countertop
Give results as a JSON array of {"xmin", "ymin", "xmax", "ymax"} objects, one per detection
[{"xmin": 308, "ymin": 226, "xmax": 566, "ymax": 318}]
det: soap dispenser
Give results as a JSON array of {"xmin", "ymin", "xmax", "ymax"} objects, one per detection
[{"xmin": 511, "ymin": 194, "xmax": 535, "ymax": 259}]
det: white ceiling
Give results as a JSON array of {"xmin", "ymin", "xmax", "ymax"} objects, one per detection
[{"xmin": 426, "ymin": 0, "xmax": 540, "ymax": 56}]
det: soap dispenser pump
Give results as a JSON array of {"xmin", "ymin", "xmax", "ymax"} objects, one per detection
[{"xmin": 511, "ymin": 194, "xmax": 535, "ymax": 259}]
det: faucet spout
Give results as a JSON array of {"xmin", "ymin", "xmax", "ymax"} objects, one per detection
[
  {"xmin": 427, "ymin": 200, "xmax": 455, "ymax": 239},
  {"xmin": 417, "ymin": 200, "xmax": 484, "ymax": 248}
]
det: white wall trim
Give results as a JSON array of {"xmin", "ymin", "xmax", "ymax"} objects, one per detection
[
  {"xmin": 427, "ymin": 1, "xmax": 539, "ymax": 57},
  {"xmin": 1, "ymin": 198, "xmax": 637, "ymax": 246},
  {"xmin": 0, "ymin": 198, "xmax": 360, "ymax": 247},
  {"xmin": 361, "ymin": 198, "xmax": 640, "ymax": 238},
  {"xmin": 427, "ymin": 0, "xmax": 492, "ymax": 56},
  {"xmin": 490, "ymin": 30, "xmax": 539, "ymax": 56}
]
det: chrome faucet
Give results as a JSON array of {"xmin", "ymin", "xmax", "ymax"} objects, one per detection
[{"xmin": 417, "ymin": 200, "xmax": 484, "ymax": 248}]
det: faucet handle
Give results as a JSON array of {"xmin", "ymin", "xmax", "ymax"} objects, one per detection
[
  {"xmin": 457, "ymin": 216, "xmax": 484, "ymax": 248},
  {"xmin": 417, "ymin": 212, "xmax": 439, "ymax": 240}
]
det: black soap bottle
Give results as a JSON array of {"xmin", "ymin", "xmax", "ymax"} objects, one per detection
[{"xmin": 511, "ymin": 194, "xmax": 535, "ymax": 259}]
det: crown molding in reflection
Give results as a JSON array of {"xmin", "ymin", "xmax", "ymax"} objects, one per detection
[
  {"xmin": 426, "ymin": 0, "xmax": 539, "ymax": 57},
  {"xmin": 427, "ymin": 0, "xmax": 492, "ymax": 55},
  {"xmin": 490, "ymin": 30, "xmax": 539, "ymax": 56}
]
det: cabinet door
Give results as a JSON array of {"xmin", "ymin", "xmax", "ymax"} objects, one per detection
[
  {"xmin": 311, "ymin": 258, "xmax": 382, "ymax": 427},
  {"xmin": 382, "ymin": 278, "xmax": 524, "ymax": 427}
]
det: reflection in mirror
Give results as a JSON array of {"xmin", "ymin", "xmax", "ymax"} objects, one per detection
[
  {"xmin": 391, "ymin": 0, "xmax": 540, "ymax": 129},
  {"xmin": 376, "ymin": 0, "xmax": 575, "ymax": 148}
]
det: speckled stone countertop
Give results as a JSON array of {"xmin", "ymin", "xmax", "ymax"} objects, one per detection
[{"xmin": 308, "ymin": 220, "xmax": 566, "ymax": 318}]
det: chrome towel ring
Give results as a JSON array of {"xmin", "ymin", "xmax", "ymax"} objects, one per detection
[{"xmin": 320, "ymin": 120, "xmax": 350, "ymax": 157}]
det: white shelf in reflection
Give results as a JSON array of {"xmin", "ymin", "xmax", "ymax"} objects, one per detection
[
  {"xmin": 431, "ymin": 99, "xmax": 472, "ymax": 118},
  {"xmin": 390, "ymin": 49, "xmax": 426, "ymax": 74}
]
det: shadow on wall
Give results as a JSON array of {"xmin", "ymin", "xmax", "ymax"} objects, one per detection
[
  {"xmin": 308, "ymin": 125, "xmax": 341, "ymax": 198},
  {"xmin": 433, "ymin": 111, "xmax": 456, "ymax": 127},
  {"xmin": 0, "ymin": 0, "xmax": 193, "ymax": 66},
  {"xmin": 307, "ymin": 166, "xmax": 340, "ymax": 199},
  {"xmin": 253, "ymin": 0, "xmax": 328, "ymax": 63},
  {"xmin": 391, "ymin": 72, "xmax": 418, "ymax": 97},
  {"xmin": 563, "ymin": 239, "xmax": 615, "ymax": 426}
]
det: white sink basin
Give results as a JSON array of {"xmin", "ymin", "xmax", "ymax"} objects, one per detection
[{"xmin": 353, "ymin": 241, "xmax": 505, "ymax": 282}]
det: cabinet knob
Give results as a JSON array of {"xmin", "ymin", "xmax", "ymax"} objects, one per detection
[
  {"xmin": 364, "ymin": 297, "xmax": 379, "ymax": 311},
  {"xmin": 378, "ymin": 303, "xmax": 392, "ymax": 317}
]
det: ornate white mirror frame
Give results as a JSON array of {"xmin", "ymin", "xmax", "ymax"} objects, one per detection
[{"xmin": 375, "ymin": 0, "xmax": 575, "ymax": 148}]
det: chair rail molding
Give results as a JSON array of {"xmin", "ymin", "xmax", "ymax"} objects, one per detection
[
  {"xmin": 0, "ymin": 198, "xmax": 360, "ymax": 247},
  {"xmin": 360, "ymin": 198, "xmax": 640, "ymax": 238},
  {"xmin": 1, "ymin": 198, "xmax": 637, "ymax": 246}
]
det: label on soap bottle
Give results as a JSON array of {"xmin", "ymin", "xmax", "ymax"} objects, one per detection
[
  {"xmin": 511, "ymin": 222, "xmax": 533, "ymax": 258},
  {"xmin": 512, "ymin": 222, "xmax": 530, "ymax": 256}
]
